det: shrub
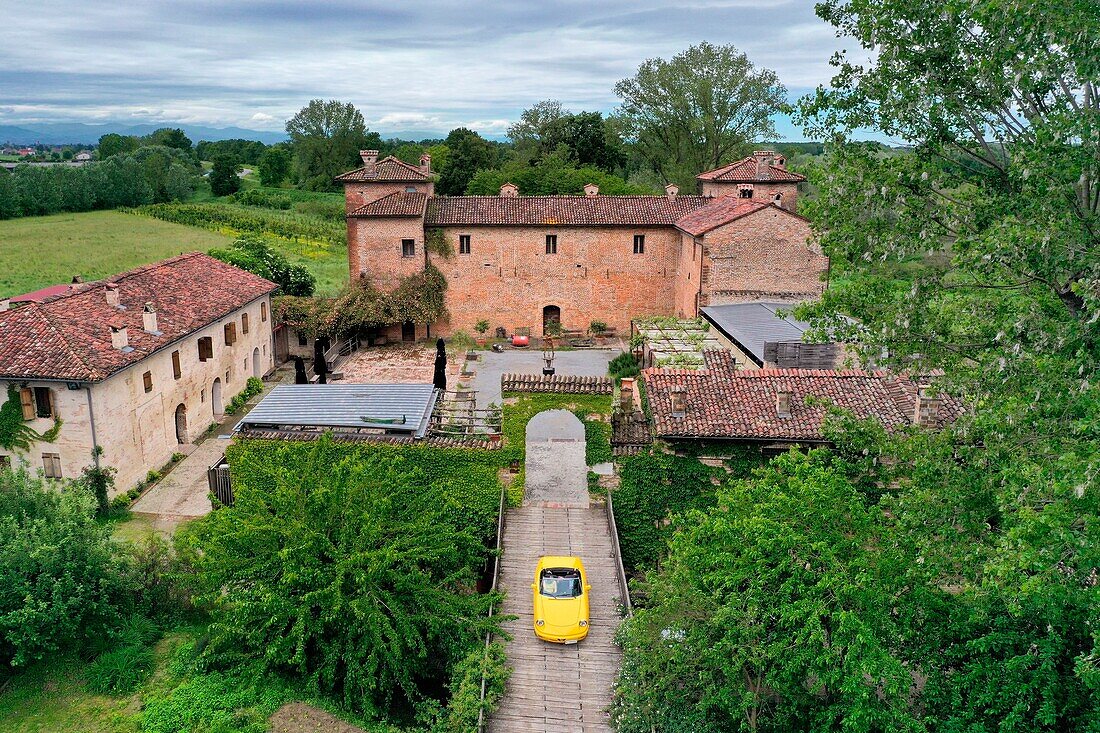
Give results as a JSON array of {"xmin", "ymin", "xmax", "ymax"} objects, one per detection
[
  {"xmin": 224, "ymin": 377, "xmax": 264, "ymax": 416},
  {"xmin": 209, "ymin": 234, "xmax": 316, "ymax": 296},
  {"xmin": 438, "ymin": 641, "xmax": 511, "ymax": 732},
  {"xmin": 608, "ymin": 352, "xmax": 640, "ymax": 383},
  {"xmin": 86, "ymin": 644, "xmax": 155, "ymax": 695},
  {"xmin": 589, "ymin": 320, "xmax": 608, "ymax": 335},
  {"xmin": 475, "ymin": 319, "xmax": 490, "ymax": 335},
  {"xmin": 232, "ymin": 188, "xmax": 291, "ymax": 209}
]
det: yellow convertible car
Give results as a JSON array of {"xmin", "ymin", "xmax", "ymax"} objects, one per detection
[{"xmin": 532, "ymin": 556, "xmax": 590, "ymax": 643}]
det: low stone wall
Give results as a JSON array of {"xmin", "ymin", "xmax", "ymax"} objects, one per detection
[{"xmin": 501, "ymin": 373, "xmax": 614, "ymax": 395}]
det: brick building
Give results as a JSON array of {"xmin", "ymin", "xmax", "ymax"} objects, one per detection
[
  {"xmin": 0, "ymin": 254, "xmax": 277, "ymax": 493},
  {"xmin": 338, "ymin": 149, "xmax": 825, "ymax": 339}
]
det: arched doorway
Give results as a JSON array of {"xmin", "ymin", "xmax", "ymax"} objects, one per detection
[
  {"xmin": 211, "ymin": 377, "xmax": 223, "ymax": 416},
  {"xmin": 174, "ymin": 403, "xmax": 188, "ymax": 444},
  {"xmin": 542, "ymin": 305, "xmax": 561, "ymax": 336},
  {"xmin": 252, "ymin": 347, "xmax": 262, "ymax": 378}
]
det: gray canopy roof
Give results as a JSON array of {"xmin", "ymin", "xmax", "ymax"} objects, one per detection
[
  {"xmin": 235, "ymin": 384, "xmax": 439, "ymax": 438},
  {"xmin": 701, "ymin": 302, "xmax": 810, "ymax": 366}
]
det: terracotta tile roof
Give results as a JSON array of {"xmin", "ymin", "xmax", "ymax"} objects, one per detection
[
  {"xmin": 348, "ymin": 191, "xmax": 427, "ymax": 217},
  {"xmin": 424, "ymin": 194, "xmax": 712, "ymax": 227},
  {"xmin": 10, "ymin": 284, "xmax": 74, "ymax": 303},
  {"xmin": 643, "ymin": 351, "xmax": 962, "ymax": 441},
  {"xmin": 0, "ymin": 253, "xmax": 277, "ymax": 382},
  {"xmin": 697, "ymin": 155, "xmax": 806, "ymax": 183},
  {"xmin": 674, "ymin": 197, "xmax": 779, "ymax": 236},
  {"xmin": 334, "ymin": 156, "xmax": 429, "ymax": 182}
]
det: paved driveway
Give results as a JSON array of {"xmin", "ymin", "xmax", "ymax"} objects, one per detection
[{"xmin": 470, "ymin": 348, "xmax": 617, "ymax": 408}]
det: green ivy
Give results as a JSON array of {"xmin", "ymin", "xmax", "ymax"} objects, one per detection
[
  {"xmin": 224, "ymin": 377, "xmax": 264, "ymax": 416},
  {"xmin": 425, "ymin": 228, "xmax": 454, "ymax": 259},
  {"xmin": 0, "ymin": 384, "xmax": 62, "ymax": 451}
]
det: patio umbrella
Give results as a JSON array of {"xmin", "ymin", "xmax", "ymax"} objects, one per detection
[
  {"xmin": 293, "ymin": 356, "xmax": 309, "ymax": 384},
  {"xmin": 433, "ymin": 337, "xmax": 447, "ymax": 391}
]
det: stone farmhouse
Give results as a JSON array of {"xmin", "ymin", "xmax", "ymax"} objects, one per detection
[
  {"xmin": 337, "ymin": 149, "xmax": 826, "ymax": 340},
  {"xmin": 0, "ymin": 253, "xmax": 277, "ymax": 492}
]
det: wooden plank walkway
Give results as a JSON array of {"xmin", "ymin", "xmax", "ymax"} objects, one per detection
[{"xmin": 488, "ymin": 506, "xmax": 624, "ymax": 733}]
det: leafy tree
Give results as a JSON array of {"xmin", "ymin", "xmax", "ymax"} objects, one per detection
[
  {"xmin": 614, "ymin": 450, "xmax": 916, "ymax": 733},
  {"xmin": 0, "ymin": 169, "xmax": 20, "ymax": 219},
  {"xmin": 13, "ymin": 166, "xmax": 62, "ymax": 215},
  {"xmin": 208, "ymin": 155, "xmax": 240, "ymax": 197},
  {"xmin": 256, "ymin": 145, "xmax": 291, "ymax": 187},
  {"xmin": 195, "ymin": 138, "xmax": 267, "ymax": 165},
  {"xmin": 163, "ymin": 163, "xmax": 195, "ymax": 202},
  {"xmin": 0, "ymin": 467, "xmax": 132, "ymax": 668},
  {"xmin": 508, "ymin": 101, "xmax": 625, "ymax": 172},
  {"xmin": 465, "ymin": 151, "xmax": 650, "ymax": 195},
  {"xmin": 145, "ymin": 127, "xmax": 193, "ymax": 153},
  {"xmin": 97, "ymin": 132, "xmax": 140, "ymax": 159},
  {"xmin": 184, "ymin": 436, "xmax": 501, "ymax": 714},
  {"xmin": 209, "ymin": 234, "xmax": 315, "ymax": 296},
  {"xmin": 285, "ymin": 99, "xmax": 380, "ymax": 190},
  {"xmin": 99, "ymin": 157, "xmax": 154, "ymax": 208},
  {"xmin": 615, "ymin": 42, "xmax": 787, "ymax": 187},
  {"xmin": 438, "ymin": 127, "xmax": 496, "ymax": 195}
]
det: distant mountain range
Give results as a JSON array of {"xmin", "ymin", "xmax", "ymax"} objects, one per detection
[
  {"xmin": 0, "ymin": 122, "xmax": 290, "ymax": 146},
  {"xmin": 0, "ymin": 122, "xmax": 508, "ymax": 146}
]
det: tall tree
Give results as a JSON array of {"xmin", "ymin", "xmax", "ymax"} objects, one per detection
[
  {"xmin": 96, "ymin": 133, "xmax": 140, "ymax": 159},
  {"xmin": 438, "ymin": 127, "xmax": 495, "ymax": 195},
  {"xmin": 615, "ymin": 42, "xmax": 787, "ymax": 187},
  {"xmin": 145, "ymin": 127, "xmax": 193, "ymax": 152},
  {"xmin": 208, "ymin": 155, "xmax": 240, "ymax": 197},
  {"xmin": 256, "ymin": 145, "xmax": 291, "ymax": 187},
  {"xmin": 285, "ymin": 99, "xmax": 379, "ymax": 190}
]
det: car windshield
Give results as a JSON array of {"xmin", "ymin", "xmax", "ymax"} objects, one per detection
[{"xmin": 539, "ymin": 567, "xmax": 582, "ymax": 599}]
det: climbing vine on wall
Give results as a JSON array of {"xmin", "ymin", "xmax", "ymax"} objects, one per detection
[
  {"xmin": 0, "ymin": 384, "xmax": 62, "ymax": 451},
  {"xmin": 425, "ymin": 228, "xmax": 454, "ymax": 259},
  {"xmin": 274, "ymin": 265, "xmax": 449, "ymax": 337}
]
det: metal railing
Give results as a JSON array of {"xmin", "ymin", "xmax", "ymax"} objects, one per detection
[
  {"xmin": 476, "ymin": 479, "xmax": 508, "ymax": 732},
  {"xmin": 604, "ymin": 489, "xmax": 633, "ymax": 617}
]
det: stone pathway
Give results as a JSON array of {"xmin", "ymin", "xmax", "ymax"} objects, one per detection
[{"xmin": 523, "ymin": 409, "xmax": 589, "ymax": 508}]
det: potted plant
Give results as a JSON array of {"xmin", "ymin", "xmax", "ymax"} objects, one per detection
[
  {"xmin": 474, "ymin": 319, "xmax": 490, "ymax": 346},
  {"xmin": 589, "ymin": 319, "xmax": 608, "ymax": 344}
]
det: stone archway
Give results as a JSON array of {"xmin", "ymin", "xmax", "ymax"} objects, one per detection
[
  {"xmin": 174, "ymin": 403, "xmax": 188, "ymax": 444},
  {"xmin": 252, "ymin": 347, "xmax": 262, "ymax": 378},
  {"xmin": 524, "ymin": 409, "xmax": 588, "ymax": 508},
  {"xmin": 542, "ymin": 305, "xmax": 561, "ymax": 336},
  {"xmin": 211, "ymin": 377, "xmax": 223, "ymax": 416}
]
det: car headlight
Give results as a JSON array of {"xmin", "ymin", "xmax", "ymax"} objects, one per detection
[
  {"xmin": 536, "ymin": 619, "xmax": 545, "ymax": 626},
  {"xmin": 578, "ymin": 620, "xmax": 588, "ymax": 627}
]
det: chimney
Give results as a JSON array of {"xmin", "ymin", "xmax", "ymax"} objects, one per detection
[
  {"xmin": 620, "ymin": 377, "xmax": 636, "ymax": 412},
  {"xmin": 583, "ymin": 183, "xmax": 599, "ymax": 197},
  {"xmin": 419, "ymin": 153, "xmax": 431, "ymax": 175},
  {"xmin": 105, "ymin": 282, "xmax": 120, "ymax": 308},
  {"xmin": 670, "ymin": 387, "xmax": 687, "ymax": 418},
  {"xmin": 360, "ymin": 149, "xmax": 378, "ymax": 174},
  {"xmin": 71, "ymin": 275, "xmax": 83, "ymax": 284},
  {"xmin": 109, "ymin": 321, "xmax": 129, "ymax": 351},
  {"xmin": 914, "ymin": 385, "xmax": 942, "ymax": 428},
  {"xmin": 754, "ymin": 150, "xmax": 774, "ymax": 180},
  {"xmin": 499, "ymin": 182, "xmax": 519, "ymax": 197},
  {"xmin": 665, "ymin": 183, "xmax": 679, "ymax": 200},
  {"xmin": 142, "ymin": 302, "xmax": 159, "ymax": 334},
  {"xmin": 775, "ymin": 389, "xmax": 792, "ymax": 418},
  {"xmin": 0, "ymin": 298, "xmax": 9, "ymax": 312}
]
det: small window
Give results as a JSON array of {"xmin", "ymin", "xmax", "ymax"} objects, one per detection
[
  {"xmin": 171, "ymin": 350, "xmax": 182, "ymax": 379},
  {"xmin": 633, "ymin": 234, "xmax": 645, "ymax": 255},
  {"xmin": 261, "ymin": 302, "xmax": 268, "ymax": 322},
  {"xmin": 201, "ymin": 389, "xmax": 206, "ymax": 403},
  {"xmin": 459, "ymin": 234, "xmax": 471, "ymax": 255},
  {"xmin": 545, "ymin": 234, "xmax": 558, "ymax": 254},
  {"xmin": 198, "ymin": 336, "xmax": 213, "ymax": 361},
  {"xmin": 405, "ymin": 185, "xmax": 417, "ymax": 193},
  {"xmin": 225, "ymin": 370, "xmax": 231, "ymax": 384},
  {"xmin": 401, "ymin": 239, "xmax": 415, "ymax": 257},
  {"xmin": 143, "ymin": 371, "xmax": 153, "ymax": 393},
  {"xmin": 33, "ymin": 387, "xmax": 53, "ymax": 418},
  {"xmin": 243, "ymin": 358, "xmax": 248, "ymax": 372},
  {"xmin": 42, "ymin": 453, "xmax": 62, "ymax": 479},
  {"xmin": 298, "ymin": 332, "xmax": 308, "ymax": 347},
  {"xmin": 242, "ymin": 313, "xmax": 249, "ymax": 334},
  {"xmin": 739, "ymin": 187, "xmax": 753, "ymax": 199},
  {"xmin": 224, "ymin": 322, "xmax": 237, "ymax": 346}
]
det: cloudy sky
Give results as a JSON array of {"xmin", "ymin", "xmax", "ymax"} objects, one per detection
[{"xmin": 0, "ymin": 0, "xmax": 857, "ymax": 140}]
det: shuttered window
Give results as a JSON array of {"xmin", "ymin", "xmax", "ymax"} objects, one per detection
[
  {"xmin": 224, "ymin": 322, "xmax": 237, "ymax": 346},
  {"xmin": 172, "ymin": 350, "xmax": 182, "ymax": 379},
  {"xmin": 19, "ymin": 388, "xmax": 34, "ymax": 420},
  {"xmin": 459, "ymin": 235, "xmax": 471, "ymax": 254},
  {"xmin": 198, "ymin": 336, "xmax": 213, "ymax": 361},
  {"xmin": 545, "ymin": 234, "xmax": 558, "ymax": 254},
  {"xmin": 33, "ymin": 387, "xmax": 53, "ymax": 417},
  {"xmin": 242, "ymin": 313, "xmax": 249, "ymax": 334},
  {"xmin": 261, "ymin": 302, "xmax": 268, "ymax": 322},
  {"xmin": 143, "ymin": 371, "xmax": 153, "ymax": 393},
  {"xmin": 633, "ymin": 234, "xmax": 645, "ymax": 254},
  {"xmin": 42, "ymin": 453, "xmax": 62, "ymax": 479}
]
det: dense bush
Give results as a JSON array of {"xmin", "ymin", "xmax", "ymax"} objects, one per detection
[
  {"xmin": 86, "ymin": 643, "xmax": 155, "ymax": 695},
  {"xmin": 0, "ymin": 468, "xmax": 133, "ymax": 668},
  {"xmin": 182, "ymin": 436, "xmax": 504, "ymax": 715},
  {"xmin": 607, "ymin": 352, "xmax": 640, "ymax": 383},
  {"xmin": 231, "ymin": 188, "xmax": 291, "ymax": 209},
  {"xmin": 224, "ymin": 376, "xmax": 265, "ymax": 415}
]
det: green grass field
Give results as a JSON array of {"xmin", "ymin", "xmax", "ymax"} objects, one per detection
[{"xmin": 0, "ymin": 209, "xmax": 349, "ymax": 298}]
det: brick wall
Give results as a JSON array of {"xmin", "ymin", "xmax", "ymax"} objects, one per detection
[
  {"xmin": 672, "ymin": 232, "xmax": 702, "ymax": 318},
  {"xmin": 347, "ymin": 217, "xmax": 427, "ymax": 290},
  {"xmin": 430, "ymin": 225, "xmax": 682, "ymax": 335},
  {"xmin": 699, "ymin": 181, "xmax": 800, "ymax": 212},
  {"xmin": 700, "ymin": 208, "xmax": 826, "ymax": 305}
]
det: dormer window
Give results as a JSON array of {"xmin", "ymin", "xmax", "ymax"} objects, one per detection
[
  {"xmin": 405, "ymin": 186, "xmax": 417, "ymax": 193},
  {"xmin": 739, "ymin": 187, "xmax": 754, "ymax": 199}
]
